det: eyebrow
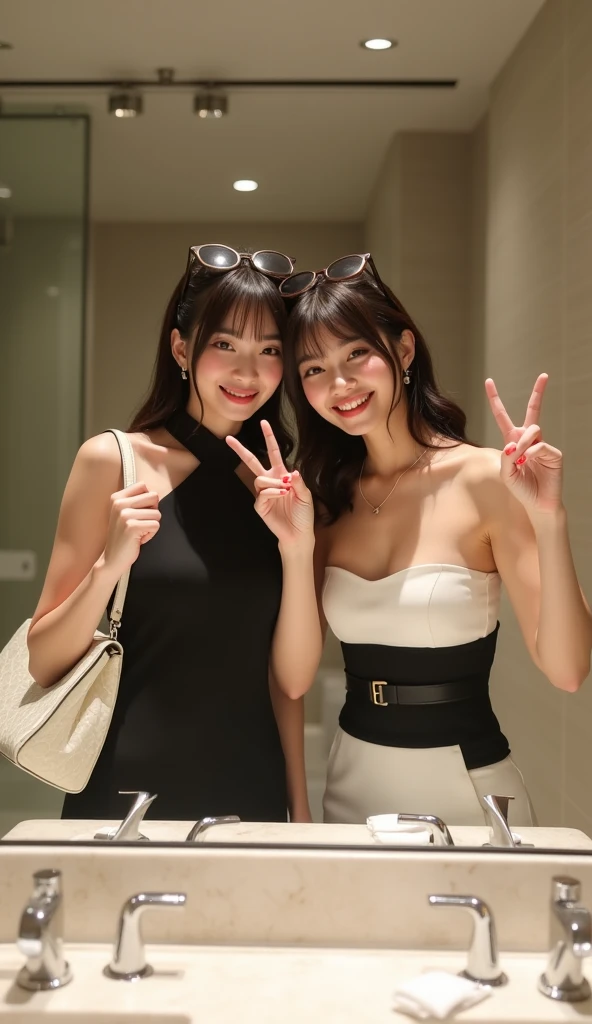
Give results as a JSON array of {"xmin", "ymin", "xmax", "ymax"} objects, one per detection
[
  {"xmin": 217, "ymin": 327, "xmax": 282, "ymax": 342},
  {"xmin": 297, "ymin": 337, "xmax": 360, "ymax": 367}
]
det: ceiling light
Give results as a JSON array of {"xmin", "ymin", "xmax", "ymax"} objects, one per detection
[
  {"xmin": 233, "ymin": 180, "xmax": 258, "ymax": 192},
  {"xmin": 0, "ymin": 183, "xmax": 12, "ymax": 199},
  {"xmin": 194, "ymin": 93, "xmax": 228, "ymax": 119},
  {"xmin": 361, "ymin": 38, "xmax": 396, "ymax": 50},
  {"xmin": 108, "ymin": 91, "xmax": 143, "ymax": 118}
]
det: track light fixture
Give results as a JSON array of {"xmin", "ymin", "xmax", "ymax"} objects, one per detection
[
  {"xmin": 193, "ymin": 93, "xmax": 228, "ymax": 119},
  {"xmin": 108, "ymin": 91, "xmax": 143, "ymax": 118}
]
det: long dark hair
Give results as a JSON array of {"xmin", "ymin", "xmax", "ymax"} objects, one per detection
[
  {"xmin": 283, "ymin": 272, "xmax": 468, "ymax": 522},
  {"xmin": 130, "ymin": 255, "xmax": 292, "ymax": 462}
]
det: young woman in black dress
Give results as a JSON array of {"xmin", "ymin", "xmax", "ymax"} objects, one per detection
[{"xmin": 27, "ymin": 244, "xmax": 311, "ymax": 823}]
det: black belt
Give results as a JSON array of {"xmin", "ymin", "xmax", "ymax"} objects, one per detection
[{"xmin": 345, "ymin": 671, "xmax": 484, "ymax": 707}]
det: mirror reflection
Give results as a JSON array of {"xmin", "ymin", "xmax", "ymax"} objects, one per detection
[{"xmin": 1, "ymin": 0, "xmax": 591, "ymax": 855}]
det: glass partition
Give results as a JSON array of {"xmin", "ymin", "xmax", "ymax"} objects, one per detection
[{"xmin": 0, "ymin": 114, "xmax": 89, "ymax": 833}]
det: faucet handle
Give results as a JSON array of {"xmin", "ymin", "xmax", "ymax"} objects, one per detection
[
  {"xmin": 428, "ymin": 894, "xmax": 508, "ymax": 987},
  {"xmin": 539, "ymin": 875, "xmax": 592, "ymax": 1001},
  {"xmin": 104, "ymin": 892, "xmax": 186, "ymax": 981},
  {"xmin": 553, "ymin": 877, "xmax": 582, "ymax": 903}
]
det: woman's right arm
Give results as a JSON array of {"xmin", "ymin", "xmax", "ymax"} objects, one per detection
[{"xmin": 27, "ymin": 433, "xmax": 161, "ymax": 688}]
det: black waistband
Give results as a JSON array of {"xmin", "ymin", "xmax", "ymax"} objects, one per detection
[
  {"xmin": 341, "ymin": 623, "xmax": 500, "ymax": 685},
  {"xmin": 338, "ymin": 625, "xmax": 510, "ymax": 770},
  {"xmin": 345, "ymin": 671, "xmax": 488, "ymax": 707}
]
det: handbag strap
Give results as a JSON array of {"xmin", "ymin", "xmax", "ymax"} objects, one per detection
[{"xmin": 106, "ymin": 429, "xmax": 137, "ymax": 637}]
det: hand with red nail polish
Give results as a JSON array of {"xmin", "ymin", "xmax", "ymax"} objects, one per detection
[
  {"xmin": 485, "ymin": 373, "xmax": 564, "ymax": 515},
  {"xmin": 226, "ymin": 421, "xmax": 314, "ymax": 548}
]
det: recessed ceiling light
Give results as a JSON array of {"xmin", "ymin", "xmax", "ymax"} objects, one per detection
[
  {"xmin": 233, "ymin": 180, "xmax": 258, "ymax": 192},
  {"xmin": 0, "ymin": 185, "xmax": 12, "ymax": 199},
  {"xmin": 361, "ymin": 38, "xmax": 396, "ymax": 51}
]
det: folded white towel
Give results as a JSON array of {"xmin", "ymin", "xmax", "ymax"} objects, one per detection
[
  {"xmin": 393, "ymin": 970, "xmax": 491, "ymax": 1020},
  {"xmin": 372, "ymin": 829, "xmax": 432, "ymax": 846},
  {"xmin": 366, "ymin": 814, "xmax": 431, "ymax": 845}
]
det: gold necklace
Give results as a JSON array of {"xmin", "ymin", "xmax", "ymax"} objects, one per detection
[{"xmin": 358, "ymin": 448, "xmax": 428, "ymax": 515}]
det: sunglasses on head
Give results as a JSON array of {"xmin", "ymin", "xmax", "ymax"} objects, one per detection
[
  {"xmin": 178, "ymin": 243, "xmax": 295, "ymax": 309},
  {"xmin": 278, "ymin": 252, "xmax": 392, "ymax": 306}
]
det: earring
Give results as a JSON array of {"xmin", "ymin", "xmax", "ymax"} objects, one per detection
[
  {"xmin": 403, "ymin": 366, "xmax": 411, "ymax": 385},
  {"xmin": 181, "ymin": 366, "xmax": 188, "ymax": 380}
]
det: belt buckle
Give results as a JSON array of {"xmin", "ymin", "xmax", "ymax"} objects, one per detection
[{"xmin": 371, "ymin": 680, "xmax": 388, "ymax": 707}]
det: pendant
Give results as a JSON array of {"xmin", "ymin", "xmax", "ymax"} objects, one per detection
[{"xmin": 373, "ymin": 507, "xmax": 380, "ymax": 515}]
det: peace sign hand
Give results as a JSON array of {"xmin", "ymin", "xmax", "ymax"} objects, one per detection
[
  {"xmin": 485, "ymin": 373, "xmax": 563, "ymax": 515},
  {"xmin": 226, "ymin": 420, "xmax": 315, "ymax": 549}
]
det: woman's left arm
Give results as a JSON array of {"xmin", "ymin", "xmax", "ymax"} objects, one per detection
[
  {"xmin": 269, "ymin": 671, "xmax": 312, "ymax": 822},
  {"xmin": 485, "ymin": 374, "xmax": 592, "ymax": 691}
]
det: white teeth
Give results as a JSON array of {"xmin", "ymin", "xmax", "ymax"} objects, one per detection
[
  {"xmin": 223, "ymin": 387, "xmax": 257, "ymax": 398},
  {"xmin": 336, "ymin": 394, "xmax": 371, "ymax": 412}
]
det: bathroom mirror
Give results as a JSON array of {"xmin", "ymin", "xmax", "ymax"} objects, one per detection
[{"xmin": 1, "ymin": 0, "xmax": 591, "ymax": 853}]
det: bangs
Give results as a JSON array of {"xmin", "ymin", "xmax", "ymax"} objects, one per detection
[
  {"xmin": 189, "ymin": 261, "xmax": 287, "ymax": 347},
  {"xmin": 288, "ymin": 279, "xmax": 389, "ymax": 363}
]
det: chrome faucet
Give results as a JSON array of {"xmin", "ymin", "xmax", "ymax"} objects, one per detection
[
  {"xmin": 481, "ymin": 794, "xmax": 533, "ymax": 848},
  {"xmin": 104, "ymin": 892, "xmax": 186, "ymax": 981},
  {"xmin": 538, "ymin": 876, "xmax": 592, "ymax": 1002},
  {"xmin": 186, "ymin": 815, "xmax": 241, "ymax": 842},
  {"xmin": 16, "ymin": 869, "xmax": 72, "ymax": 991},
  {"xmin": 429, "ymin": 894, "xmax": 507, "ymax": 986},
  {"xmin": 397, "ymin": 813, "xmax": 454, "ymax": 846},
  {"xmin": 95, "ymin": 791, "xmax": 157, "ymax": 841}
]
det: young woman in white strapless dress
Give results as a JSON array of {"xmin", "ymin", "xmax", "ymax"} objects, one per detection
[{"xmin": 227, "ymin": 253, "xmax": 592, "ymax": 827}]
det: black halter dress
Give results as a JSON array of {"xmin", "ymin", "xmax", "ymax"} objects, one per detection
[{"xmin": 62, "ymin": 411, "xmax": 287, "ymax": 822}]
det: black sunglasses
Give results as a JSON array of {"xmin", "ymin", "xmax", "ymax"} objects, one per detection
[
  {"xmin": 279, "ymin": 252, "xmax": 393, "ymax": 307},
  {"xmin": 178, "ymin": 243, "xmax": 295, "ymax": 308}
]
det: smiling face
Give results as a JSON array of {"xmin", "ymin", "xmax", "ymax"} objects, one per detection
[
  {"xmin": 172, "ymin": 303, "xmax": 284, "ymax": 434},
  {"xmin": 297, "ymin": 324, "xmax": 413, "ymax": 436}
]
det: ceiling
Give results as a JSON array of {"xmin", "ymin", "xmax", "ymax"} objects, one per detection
[{"xmin": 0, "ymin": 0, "xmax": 545, "ymax": 222}]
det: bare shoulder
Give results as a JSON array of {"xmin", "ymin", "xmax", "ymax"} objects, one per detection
[
  {"xmin": 77, "ymin": 431, "xmax": 122, "ymax": 468},
  {"xmin": 451, "ymin": 444, "xmax": 526, "ymax": 527},
  {"xmin": 432, "ymin": 442, "xmax": 506, "ymax": 509},
  {"xmin": 70, "ymin": 431, "xmax": 128, "ymax": 494},
  {"xmin": 453, "ymin": 444, "xmax": 503, "ymax": 484}
]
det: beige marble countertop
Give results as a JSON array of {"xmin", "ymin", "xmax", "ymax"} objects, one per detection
[
  {"xmin": 0, "ymin": 943, "xmax": 590, "ymax": 1022},
  {"xmin": 3, "ymin": 818, "xmax": 592, "ymax": 849}
]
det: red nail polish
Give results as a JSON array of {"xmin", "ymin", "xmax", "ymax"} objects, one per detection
[
  {"xmin": 516, "ymin": 455, "xmax": 526, "ymax": 466},
  {"xmin": 283, "ymin": 476, "xmax": 290, "ymax": 483},
  {"xmin": 505, "ymin": 444, "xmax": 517, "ymax": 455},
  {"xmin": 280, "ymin": 488, "xmax": 288, "ymax": 495}
]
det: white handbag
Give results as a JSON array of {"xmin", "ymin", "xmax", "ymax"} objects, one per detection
[{"xmin": 0, "ymin": 429, "xmax": 136, "ymax": 793}]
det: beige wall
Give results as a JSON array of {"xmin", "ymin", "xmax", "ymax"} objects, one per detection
[
  {"xmin": 363, "ymin": 0, "xmax": 592, "ymax": 828},
  {"xmin": 365, "ymin": 132, "xmax": 472, "ymax": 411},
  {"xmin": 472, "ymin": 0, "xmax": 592, "ymax": 828},
  {"xmin": 466, "ymin": 115, "xmax": 489, "ymax": 442},
  {"xmin": 89, "ymin": 221, "xmax": 363, "ymax": 436}
]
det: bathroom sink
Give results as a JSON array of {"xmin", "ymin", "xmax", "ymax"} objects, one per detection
[{"xmin": 3, "ymin": 818, "xmax": 592, "ymax": 848}]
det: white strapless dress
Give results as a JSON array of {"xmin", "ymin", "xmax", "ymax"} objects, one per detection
[{"xmin": 321, "ymin": 564, "xmax": 535, "ymax": 827}]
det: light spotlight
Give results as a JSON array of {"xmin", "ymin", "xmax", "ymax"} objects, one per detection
[
  {"xmin": 361, "ymin": 38, "xmax": 396, "ymax": 50},
  {"xmin": 108, "ymin": 92, "xmax": 143, "ymax": 118},
  {"xmin": 233, "ymin": 180, "xmax": 258, "ymax": 192},
  {"xmin": 194, "ymin": 93, "xmax": 228, "ymax": 119},
  {"xmin": 0, "ymin": 183, "xmax": 12, "ymax": 200}
]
